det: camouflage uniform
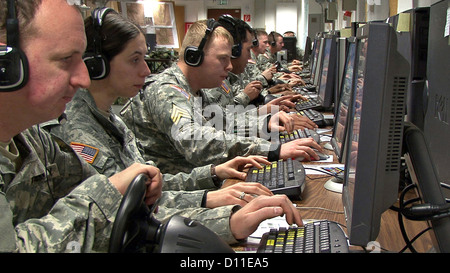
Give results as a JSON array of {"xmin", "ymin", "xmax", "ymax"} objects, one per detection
[
  {"xmin": 44, "ymin": 89, "xmax": 241, "ymax": 244},
  {"xmin": 257, "ymin": 48, "xmax": 276, "ymax": 72},
  {"xmin": 244, "ymin": 50, "xmax": 270, "ymax": 89},
  {"xmin": 0, "ymin": 126, "xmax": 121, "ymax": 252},
  {"xmin": 256, "ymin": 49, "xmax": 288, "ymax": 83},
  {"xmin": 121, "ymin": 63, "xmax": 281, "ymax": 175}
]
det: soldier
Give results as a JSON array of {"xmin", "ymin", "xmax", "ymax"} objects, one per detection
[
  {"xmin": 0, "ymin": 0, "xmax": 163, "ymax": 252},
  {"xmin": 259, "ymin": 31, "xmax": 304, "ymax": 83},
  {"xmin": 202, "ymin": 17, "xmax": 317, "ymax": 131},
  {"xmin": 43, "ymin": 8, "xmax": 300, "ymax": 245},
  {"xmin": 121, "ymin": 19, "xmax": 323, "ymax": 176}
]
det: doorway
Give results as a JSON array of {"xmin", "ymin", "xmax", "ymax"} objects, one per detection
[{"xmin": 207, "ymin": 8, "xmax": 241, "ymax": 20}]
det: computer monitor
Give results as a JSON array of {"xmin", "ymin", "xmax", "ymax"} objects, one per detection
[
  {"xmin": 331, "ymin": 37, "xmax": 357, "ymax": 163},
  {"xmin": 316, "ymin": 34, "xmax": 337, "ymax": 109},
  {"xmin": 423, "ymin": 0, "xmax": 450, "ymax": 202},
  {"xmin": 282, "ymin": 36, "xmax": 297, "ymax": 62},
  {"xmin": 342, "ymin": 22, "xmax": 409, "ymax": 247},
  {"xmin": 308, "ymin": 33, "xmax": 323, "ymax": 80},
  {"xmin": 335, "ymin": 37, "xmax": 348, "ymax": 109},
  {"xmin": 388, "ymin": 7, "xmax": 430, "ymax": 131},
  {"xmin": 302, "ymin": 36, "xmax": 312, "ymax": 64},
  {"xmin": 310, "ymin": 37, "xmax": 324, "ymax": 87}
]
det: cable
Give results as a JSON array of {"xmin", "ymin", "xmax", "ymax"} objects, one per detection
[
  {"xmin": 397, "ymin": 183, "xmax": 419, "ymax": 252},
  {"xmin": 399, "ymin": 227, "xmax": 432, "ymax": 253}
]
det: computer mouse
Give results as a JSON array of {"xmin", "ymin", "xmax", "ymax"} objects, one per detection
[
  {"xmin": 313, "ymin": 149, "xmax": 329, "ymax": 161},
  {"xmin": 323, "ymin": 143, "xmax": 333, "ymax": 151}
]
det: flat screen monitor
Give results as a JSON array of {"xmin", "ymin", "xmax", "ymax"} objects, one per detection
[
  {"xmin": 316, "ymin": 34, "xmax": 337, "ymax": 108},
  {"xmin": 331, "ymin": 37, "xmax": 357, "ymax": 163},
  {"xmin": 282, "ymin": 36, "xmax": 297, "ymax": 62},
  {"xmin": 423, "ymin": 0, "xmax": 450, "ymax": 213},
  {"xmin": 309, "ymin": 33, "xmax": 323, "ymax": 81},
  {"xmin": 302, "ymin": 36, "xmax": 312, "ymax": 64},
  {"xmin": 342, "ymin": 22, "xmax": 409, "ymax": 247},
  {"xmin": 389, "ymin": 7, "xmax": 430, "ymax": 131},
  {"xmin": 311, "ymin": 37, "xmax": 324, "ymax": 87},
  {"xmin": 335, "ymin": 37, "xmax": 349, "ymax": 110}
]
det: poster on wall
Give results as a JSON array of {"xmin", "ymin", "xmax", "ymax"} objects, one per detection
[{"xmin": 125, "ymin": 1, "xmax": 179, "ymax": 48}]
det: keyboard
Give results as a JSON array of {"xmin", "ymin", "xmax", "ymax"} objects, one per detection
[
  {"xmin": 303, "ymin": 84, "xmax": 316, "ymax": 92},
  {"xmin": 298, "ymin": 109, "xmax": 334, "ymax": 128},
  {"xmin": 257, "ymin": 220, "xmax": 349, "ymax": 253},
  {"xmin": 295, "ymin": 97, "xmax": 322, "ymax": 111},
  {"xmin": 279, "ymin": 128, "xmax": 320, "ymax": 144},
  {"xmin": 245, "ymin": 158, "xmax": 305, "ymax": 200}
]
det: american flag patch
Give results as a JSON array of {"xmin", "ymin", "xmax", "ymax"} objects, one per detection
[
  {"xmin": 170, "ymin": 84, "xmax": 190, "ymax": 100},
  {"xmin": 221, "ymin": 81, "xmax": 230, "ymax": 94},
  {"xmin": 70, "ymin": 142, "xmax": 99, "ymax": 164}
]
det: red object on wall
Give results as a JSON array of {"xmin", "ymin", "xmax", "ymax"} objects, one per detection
[{"xmin": 185, "ymin": 22, "xmax": 193, "ymax": 33}]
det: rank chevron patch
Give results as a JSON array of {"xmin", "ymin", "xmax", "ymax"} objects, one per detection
[{"xmin": 171, "ymin": 105, "xmax": 190, "ymax": 125}]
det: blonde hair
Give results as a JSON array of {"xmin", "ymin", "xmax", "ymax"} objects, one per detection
[{"xmin": 180, "ymin": 19, "xmax": 233, "ymax": 61}]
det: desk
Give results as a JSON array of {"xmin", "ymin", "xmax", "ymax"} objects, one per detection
[{"xmin": 226, "ymin": 138, "xmax": 434, "ymax": 253}]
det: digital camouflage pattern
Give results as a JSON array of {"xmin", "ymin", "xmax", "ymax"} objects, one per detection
[
  {"xmin": 121, "ymin": 63, "xmax": 277, "ymax": 175},
  {"xmin": 44, "ymin": 89, "xmax": 242, "ymax": 244},
  {"xmin": 0, "ymin": 126, "xmax": 122, "ymax": 252}
]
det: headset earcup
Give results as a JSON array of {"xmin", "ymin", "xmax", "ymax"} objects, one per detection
[
  {"xmin": 184, "ymin": 46, "xmax": 204, "ymax": 67},
  {"xmin": 83, "ymin": 52, "xmax": 110, "ymax": 80},
  {"xmin": 231, "ymin": 44, "xmax": 242, "ymax": 59},
  {"xmin": 0, "ymin": 45, "xmax": 29, "ymax": 92}
]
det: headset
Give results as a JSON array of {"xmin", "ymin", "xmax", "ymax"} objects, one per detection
[
  {"xmin": 184, "ymin": 18, "xmax": 220, "ymax": 67},
  {"xmin": 251, "ymin": 29, "xmax": 259, "ymax": 48},
  {"xmin": 218, "ymin": 15, "xmax": 243, "ymax": 59},
  {"xmin": 0, "ymin": 0, "xmax": 29, "ymax": 92},
  {"xmin": 83, "ymin": 7, "xmax": 117, "ymax": 80},
  {"xmin": 270, "ymin": 31, "xmax": 277, "ymax": 47}
]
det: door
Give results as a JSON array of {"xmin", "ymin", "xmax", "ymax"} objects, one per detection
[{"xmin": 207, "ymin": 8, "xmax": 241, "ymax": 20}]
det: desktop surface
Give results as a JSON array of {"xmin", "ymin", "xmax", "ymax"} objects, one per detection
[{"xmin": 225, "ymin": 122, "xmax": 434, "ymax": 253}]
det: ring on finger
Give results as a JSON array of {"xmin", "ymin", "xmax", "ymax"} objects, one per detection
[{"xmin": 239, "ymin": 192, "xmax": 246, "ymax": 200}]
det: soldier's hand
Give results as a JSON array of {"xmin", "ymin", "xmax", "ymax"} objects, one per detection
[
  {"xmin": 215, "ymin": 155, "xmax": 271, "ymax": 181},
  {"xmin": 205, "ymin": 182, "xmax": 273, "ymax": 208},
  {"xmin": 279, "ymin": 138, "xmax": 322, "ymax": 161},
  {"xmin": 229, "ymin": 195, "xmax": 303, "ymax": 240},
  {"xmin": 109, "ymin": 163, "xmax": 163, "ymax": 205}
]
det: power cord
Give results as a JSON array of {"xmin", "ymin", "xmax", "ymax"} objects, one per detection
[{"xmin": 395, "ymin": 183, "xmax": 450, "ymax": 252}]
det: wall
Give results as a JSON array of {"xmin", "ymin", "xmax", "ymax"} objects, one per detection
[{"xmin": 110, "ymin": 0, "xmax": 444, "ymax": 51}]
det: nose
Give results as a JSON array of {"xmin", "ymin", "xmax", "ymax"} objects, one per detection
[
  {"xmin": 141, "ymin": 61, "xmax": 151, "ymax": 77},
  {"xmin": 71, "ymin": 59, "xmax": 91, "ymax": 89},
  {"xmin": 225, "ymin": 58, "xmax": 232, "ymax": 72}
]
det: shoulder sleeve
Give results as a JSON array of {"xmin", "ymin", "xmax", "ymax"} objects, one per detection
[{"xmin": 5, "ymin": 174, "xmax": 122, "ymax": 252}]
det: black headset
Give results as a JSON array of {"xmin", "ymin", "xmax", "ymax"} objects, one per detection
[
  {"xmin": 218, "ymin": 14, "xmax": 243, "ymax": 59},
  {"xmin": 0, "ymin": 0, "xmax": 29, "ymax": 92},
  {"xmin": 184, "ymin": 18, "xmax": 220, "ymax": 67},
  {"xmin": 252, "ymin": 29, "xmax": 259, "ymax": 48},
  {"xmin": 83, "ymin": 7, "xmax": 117, "ymax": 80},
  {"xmin": 270, "ymin": 31, "xmax": 277, "ymax": 46}
]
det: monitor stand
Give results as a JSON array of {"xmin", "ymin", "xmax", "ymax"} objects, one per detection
[{"xmin": 324, "ymin": 173, "xmax": 343, "ymax": 193}]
